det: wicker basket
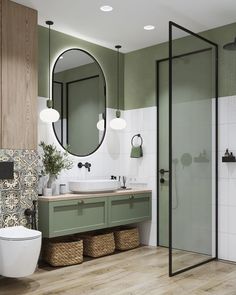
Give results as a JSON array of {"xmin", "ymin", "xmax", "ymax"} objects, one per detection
[
  {"xmin": 114, "ymin": 227, "xmax": 140, "ymax": 250},
  {"xmin": 78, "ymin": 231, "xmax": 115, "ymax": 258},
  {"xmin": 43, "ymin": 237, "xmax": 83, "ymax": 267}
]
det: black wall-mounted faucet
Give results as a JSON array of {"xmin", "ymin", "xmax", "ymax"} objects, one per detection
[{"xmin": 78, "ymin": 162, "xmax": 91, "ymax": 172}]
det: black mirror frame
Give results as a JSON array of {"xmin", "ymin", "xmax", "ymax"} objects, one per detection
[{"xmin": 52, "ymin": 48, "xmax": 107, "ymax": 157}]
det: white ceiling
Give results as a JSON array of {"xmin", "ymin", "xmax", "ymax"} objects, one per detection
[{"xmin": 13, "ymin": 0, "xmax": 236, "ymax": 52}]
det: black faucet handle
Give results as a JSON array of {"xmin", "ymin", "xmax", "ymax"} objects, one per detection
[
  {"xmin": 111, "ymin": 175, "xmax": 117, "ymax": 180},
  {"xmin": 78, "ymin": 162, "xmax": 91, "ymax": 172}
]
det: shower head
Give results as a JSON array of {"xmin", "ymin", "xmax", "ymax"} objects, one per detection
[{"xmin": 223, "ymin": 37, "xmax": 236, "ymax": 50}]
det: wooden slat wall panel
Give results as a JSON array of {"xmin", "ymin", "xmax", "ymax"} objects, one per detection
[
  {"xmin": 1, "ymin": 0, "xmax": 37, "ymax": 149},
  {"xmin": 0, "ymin": 0, "xmax": 2, "ymax": 147}
]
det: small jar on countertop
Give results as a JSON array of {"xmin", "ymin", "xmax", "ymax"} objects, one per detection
[{"xmin": 59, "ymin": 184, "xmax": 67, "ymax": 195}]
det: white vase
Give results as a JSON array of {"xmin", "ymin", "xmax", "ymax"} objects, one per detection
[
  {"xmin": 43, "ymin": 187, "xmax": 52, "ymax": 196},
  {"xmin": 47, "ymin": 174, "xmax": 58, "ymax": 195},
  {"xmin": 48, "ymin": 174, "xmax": 56, "ymax": 188}
]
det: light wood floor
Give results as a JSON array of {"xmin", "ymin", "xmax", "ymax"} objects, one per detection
[{"xmin": 1, "ymin": 246, "xmax": 236, "ymax": 295}]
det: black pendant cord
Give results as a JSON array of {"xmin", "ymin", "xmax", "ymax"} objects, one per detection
[
  {"xmin": 117, "ymin": 46, "xmax": 119, "ymax": 110},
  {"xmin": 48, "ymin": 25, "xmax": 51, "ymax": 99},
  {"xmin": 46, "ymin": 20, "xmax": 53, "ymax": 107},
  {"xmin": 115, "ymin": 45, "xmax": 121, "ymax": 111}
]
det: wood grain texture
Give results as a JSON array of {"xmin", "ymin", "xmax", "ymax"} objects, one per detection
[
  {"xmin": 0, "ymin": 0, "xmax": 2, "ymax": 147},
  {"xmin": 0, "ymin": 247, "xmax": 236, "ymax": 295},
  {"xmin": 38, "ymin": 189, "xmax": 152, "ymax": 202},
  {"xmin": 1, "ymin": 0, "xmax": 37, "ymax": 149}
]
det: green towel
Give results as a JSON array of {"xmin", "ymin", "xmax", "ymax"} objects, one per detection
[{"xmin": 130, "ymin": 146, "xmax": 143, "ymax": 158}]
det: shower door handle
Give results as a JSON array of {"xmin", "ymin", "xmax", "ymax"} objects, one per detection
[
  {"xmin": 159, "ymin": 169, "xmax": 169, "ymax": 184},
  {"xmin": 159, "ymin": 169, "xmax": 169, "ymax": 175}
]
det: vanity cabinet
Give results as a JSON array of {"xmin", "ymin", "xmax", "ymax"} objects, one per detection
[
  {"xmin": 0, "ymin": 0, "xmax": 37, "ymax": 149},
  {"xmin": 38, "ymin": 191, "xmax": 152, "ymax": 238},
  {"xmin": 108, "ymin": 193, "xmax": 151, "ymax": 227},
  {"xmin": 39, "ymin": 197, "xmax": 107, "ymax": 238}
]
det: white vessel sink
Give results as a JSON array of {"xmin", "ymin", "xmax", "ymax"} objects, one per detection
[{"xmin": 69, "ymin": 179, "xmax": 120, "ymax": 193}]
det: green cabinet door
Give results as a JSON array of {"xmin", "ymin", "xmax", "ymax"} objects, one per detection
[
  {"xmin": 39, "ymin": 197, "xmax": 107, "ymax": 238},
  {"xmin": 108, "ymin": 193, "xmax": 151, "ymax": 227}
]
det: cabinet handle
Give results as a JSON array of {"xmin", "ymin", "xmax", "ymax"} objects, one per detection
[
  {"xmin": 78, "ymin": 200, "xmax": 84, "ymax": 205},
  {"xmin": 129, "ymin": 195, "xmax": 134, "ymax": 200}
]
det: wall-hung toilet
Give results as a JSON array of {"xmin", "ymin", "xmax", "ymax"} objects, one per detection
[{"xmin": 0, "ymin": 226, "xmax": 42, "ymax": 278}]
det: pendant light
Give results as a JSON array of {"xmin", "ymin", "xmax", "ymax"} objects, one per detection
[
  {"xmin": 110, "ymin": 45, "xmax": 126, "ymax": 130},
  {"xmin": 97, "ymin": 112, "xmax": 105, "ymax": 131},
  {"xmin": 40, "ymin": 21, "xmax": 60, "ymax": 123}
]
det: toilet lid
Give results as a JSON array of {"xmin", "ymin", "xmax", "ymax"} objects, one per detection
[{"xmin": 0, "ymin": 226, "xmax": 41, "ymax": 241}]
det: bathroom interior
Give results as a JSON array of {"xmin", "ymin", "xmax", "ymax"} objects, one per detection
[{"xmin": 0, "ymin": 0, "xmax": 236, "ymax": 294}]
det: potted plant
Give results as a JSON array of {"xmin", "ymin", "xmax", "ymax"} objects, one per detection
[{"xmin": 39, "ymin": 141, "xmax": 73, "ymax": 196}]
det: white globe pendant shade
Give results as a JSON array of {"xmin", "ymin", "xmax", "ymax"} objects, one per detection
[
  {"xmin": 110, "ymin": 110, "xmax": 126, "ymax": 130},
  {"xmin": 39, "ymin": 21, "xmax": 60, "ymax": 124},
  {"xmin": 40, "ymin": 107, "xmax": 60, "ymax": 123},
  {"xmin": 97, "ymin": 119, "xmax": 105, "ymax": 131},
  {"xmin": 110, "ymin": 117, "xmax": 126, "ymax": 130}
]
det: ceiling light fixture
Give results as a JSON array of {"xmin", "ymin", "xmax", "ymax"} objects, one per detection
[
  {"xmin": 110, "ymin": 45, "xmax": 126, "ymax": 130},
  {"xmin": 144, "ymin": 25, "xmax": 155, "ymax": 31},
  {"xmin": 40, "ymin": 21, "xmax": 60, "ymax": 123},
  {"xmin": 100, "ymin": 5, "xmax": 113, "ymax": 12}
]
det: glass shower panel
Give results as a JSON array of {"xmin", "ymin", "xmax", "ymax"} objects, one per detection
[{"xmin": 169, "ymin": 22, "xmax": 218, "ymax": 276}]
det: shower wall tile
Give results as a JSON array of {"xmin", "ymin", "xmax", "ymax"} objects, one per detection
[
  {"xmin": 219, "ymin": 124, "xmax": 228, "ymax": 151},
  {"xmin": 0, "ymin": 150, "xmax": 38, "ymax": 228},
  {"xmin": 228, "ymin": 234, "xmax": 236, "ymax": 261},
  {"xmin": 228, "ymin": 179, "xmax": 236, "ymax": 206},
  {"xmin": 218, "ymin": 95, "xmax": 236, "ymax": 262},
  {"xmin": 218, "ymin": 205, "xmax": 228, "ymax": 233},
  {"xmin": 219, "ymin": 97, "xmax": 229, "ymax": 125},
  {"xmin": 228, "ymin": 96, "xmax": 236, "ymax": 124},
  {"xmin": 218, "ymin": 233, "xmax": 228, "ymax": 260},
  {"xmin": 218, "ymin": 178, "xmax": 228, "ymax": 206}
]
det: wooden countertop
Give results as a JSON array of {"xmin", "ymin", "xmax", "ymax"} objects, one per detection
[{"xmin": 38, "ymin": 188, "xmax": 152, "ymax": 202}]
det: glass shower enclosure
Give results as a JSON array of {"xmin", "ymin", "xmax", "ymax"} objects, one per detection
[{"xmin": 157, "ymin": 21, "xmax": 218, "ymax": 276}]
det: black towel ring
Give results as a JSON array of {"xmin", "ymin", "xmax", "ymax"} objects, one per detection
[{"xmin": 131, "ymin": 134, "xmax": 143, "ymax": 147}]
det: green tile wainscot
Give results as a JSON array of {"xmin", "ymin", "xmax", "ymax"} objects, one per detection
[{"xmin": 38, "ymin": 189, "xmax": 152, "ymax": 238}]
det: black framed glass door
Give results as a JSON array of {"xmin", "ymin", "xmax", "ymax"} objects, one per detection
[{"xmin": 168, "ymin": 21, "xmax": 218, "ymax": 276}]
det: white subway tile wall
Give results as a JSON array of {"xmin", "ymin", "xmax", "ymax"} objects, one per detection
[{"xmin": 218, "ymin": 95, "xmax": 236, "ymax": 262}]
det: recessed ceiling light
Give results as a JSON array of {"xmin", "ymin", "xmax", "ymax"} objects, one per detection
[
  {"xmin": 144, "ymin": 25, "xmax": 155, "ymax": 31},
  {"xmin": 100, "ymin": 5, "xmax": 113, "ymax": 12}
]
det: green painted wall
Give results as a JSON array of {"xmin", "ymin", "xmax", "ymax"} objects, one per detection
[
  {"xmin": 38, "ymin": 26, "xmax": 124, "ymax": 109},
  {"xmin": 124, "ymin": 22, "xmax": 236, "ymax": 110},
  {"xmin": 39, "ymin": 22, "xmax": 236, "ymax": 111}
]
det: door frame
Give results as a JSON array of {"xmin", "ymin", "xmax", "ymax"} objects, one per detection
[{"xmin": 156, "ymin": 21, "xmax": 218, "ymax": 276}]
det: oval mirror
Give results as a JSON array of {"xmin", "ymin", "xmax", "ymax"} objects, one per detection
[{"xmin": 52, "ymin": 48, "xmax": 106, "ymax": 156}]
